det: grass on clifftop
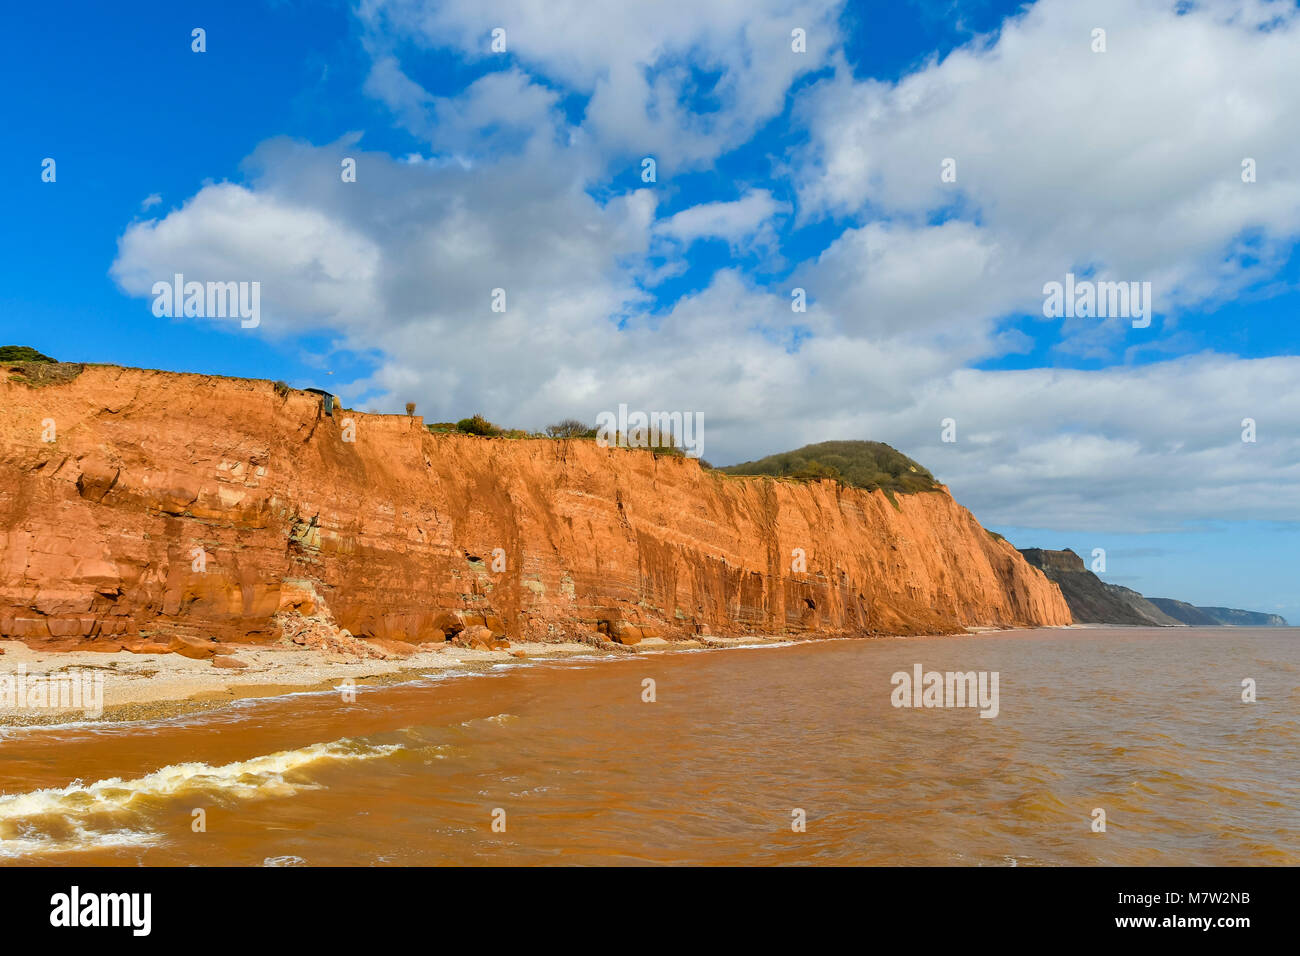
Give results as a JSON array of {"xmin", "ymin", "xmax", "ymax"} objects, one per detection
[
  {"xmin": 717, "ymin": 440, "xmax": 942, "ymax": 496},
  {"xmin": 427, "ymin": 414, "xmax": 692, "ymax": 457}
]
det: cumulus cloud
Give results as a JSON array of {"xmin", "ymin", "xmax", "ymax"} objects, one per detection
[
  {"xmin": 112, "ymin": 180, "xmax": 383, "ymax": 335},
  {"xmin": 366, "ymin": 60, "xmax": 565, "ymax": 156},
  {"xmin": 794, "ymin": 0, "xmax": 1300, "ymax": 350},
  {"xmin": 795, "ymin": 219, "xmax": 1029, "ymax": 353},
  {"xmin": 900, "ymin": 356, "xmax": 1300, "ymax": 529},
  {"xmin": 654, "ymin": 189, "xmax": 790, "ymax": 254},
  {"xmin": 357, "ymin": 0, "xmax": 843, "ymax": 169},
  {"xmin": 112, "ymin": 132, "xmax": 659, "ymax": 399}
]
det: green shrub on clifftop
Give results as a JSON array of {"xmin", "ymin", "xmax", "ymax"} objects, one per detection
[
  {"xmin": 717, "ymin": 440, "xmax": 941, "ymax": 496},
  {"xmin": 0, "ymin": 345, "xmax": 56, "ymax": 363},
  {"xmin": 454, "ymin": 414, "xmax": 503, "ymax": 436}
]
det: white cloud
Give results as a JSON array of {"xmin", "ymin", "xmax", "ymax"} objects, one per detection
[
  {"xmin": 795, "ymin": 219, "xmax": 1027, "ymax": 351},
  {"xmin": 654, "ymin": 189, "xmax": 790, "ymax": 253},
  {"xmin": 905, "ymin": 356, "xmax": 1300, "ymax": 529},
  {"xmin": 366, "ymin": 59, "xmax": 565, "ymax": 157},
  {"xmin": 794, "ymin": 0, "xmax": 1300, "ymax": 349},
  {"xmin": 111, "ymin": 181, "xmax": 383, "ymax": 334},
  {"xmin": 358, "ymin": 0, "xmax": 843, "ymax": 169}
]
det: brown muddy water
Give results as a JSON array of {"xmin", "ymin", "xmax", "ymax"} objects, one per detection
[{"xmin": 1, "ymin": 627, "xmax": 1296, "ymax": 866}]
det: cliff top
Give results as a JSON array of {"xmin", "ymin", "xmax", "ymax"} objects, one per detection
[
  {"xmin": 4, "ymin": 358, "xmax": 950, "ymax": 501},
  {"xmin": 1018, "ymin": 547, "xmax": 1086, "ymax": 573}
]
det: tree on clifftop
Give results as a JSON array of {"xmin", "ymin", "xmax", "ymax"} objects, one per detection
[{"xmin": 545, "ymin": 418, "xmax": 596, "ymax": 439}]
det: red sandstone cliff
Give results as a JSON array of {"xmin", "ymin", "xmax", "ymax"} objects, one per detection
[{"xmin": 0, "ymin": 365, "xmax": 1070, "ymax": 652}]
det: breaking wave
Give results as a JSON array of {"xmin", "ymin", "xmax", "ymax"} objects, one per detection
[{"xmin": 0, "ymin": 736, "xmax": 401, "ymax": 857}]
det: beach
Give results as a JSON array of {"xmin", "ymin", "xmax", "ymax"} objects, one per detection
[{"xmin": 0, "ymin": 632, "xmax": 796, "ymax": 727}]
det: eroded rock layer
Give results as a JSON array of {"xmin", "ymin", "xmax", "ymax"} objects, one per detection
[{"xmin": 0, "ymin": 365, "xmax": 1071, "ymax": 651}]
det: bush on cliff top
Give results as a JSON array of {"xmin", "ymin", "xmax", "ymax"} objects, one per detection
[
  {"xmin": 545, "ymin": 418, "xmax": 597, "ymax": 439},
  {"xmin": 0, "ymin": 345, "xmax": 56, "ymax": 363},
  {"xmin": 455, "ymin": 414, "xmax": 502, "ymax": 436},
  {"xmin": 424, "ymin": 414, "xmax": 533, "ymax": 439},
  {"xmin": 717, "ymin": 440, "xmax": 941, "ymax": 496}
]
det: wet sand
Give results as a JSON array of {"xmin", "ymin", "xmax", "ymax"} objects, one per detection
[{"xmin": 0, "ymin": 633, "xmax": 802, "ymax": 727}]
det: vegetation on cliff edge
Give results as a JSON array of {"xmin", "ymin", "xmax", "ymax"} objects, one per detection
[
  {"xmin": 2, "ymin": 347, "xmax": 84, "ymax": 387},
  {"xmin": 716, "ymin": 440, "xmax": 942, "ymax": 497},
  {"xmin": 0, "ymin": 345, "xmax": 56, "ymax": 363},
  {"xmin": 427, "ymin": 415, "xmax": 690, "ymax": 456}
]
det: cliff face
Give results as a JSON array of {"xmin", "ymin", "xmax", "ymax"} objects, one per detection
[
  {"xmin": 1018, "ymin": 548, "xmax": 1176, "ymax": 626},
  {"xmin": 1018, "ymin": 548, "xmax": 1289, "ymax": 627},
  {"xmin": 1103, "ymin": 584, "xmax": 1182, "ymax": 626},
  {"xmin": 1146, "ymin": 597, "xmax": 1220, "ymax": 626},
  {"xmin": 0, "ymin": 365, "xmax": 1070, "ymax": 652},
  {"xmin": 1196, "ymin": 607, "xmax": 1288, "ymax": 627},
  {"xmin": 1150, "ymin": 599, "xmax": 1289, "ymax": 627}
]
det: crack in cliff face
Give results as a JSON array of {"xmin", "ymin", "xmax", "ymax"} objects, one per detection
[
  {"xmin": 99, "ymin": 379, "xmax": 144, "ymax": 416},
  {"xmin": 0, "ymin": 366, "xmax": 1072, "ymax": 650},
  {"xmin": 75, "ymin": 461, "xmax": 121, "ymax": 503},
  {"xmin": 301, "ymin": 405, "xmax": 322, "ymax": 444}
]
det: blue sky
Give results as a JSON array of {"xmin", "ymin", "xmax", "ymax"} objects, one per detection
[{"xmin": 3, "ymin": 0, "xmax": 1298, "ymax": 620}]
